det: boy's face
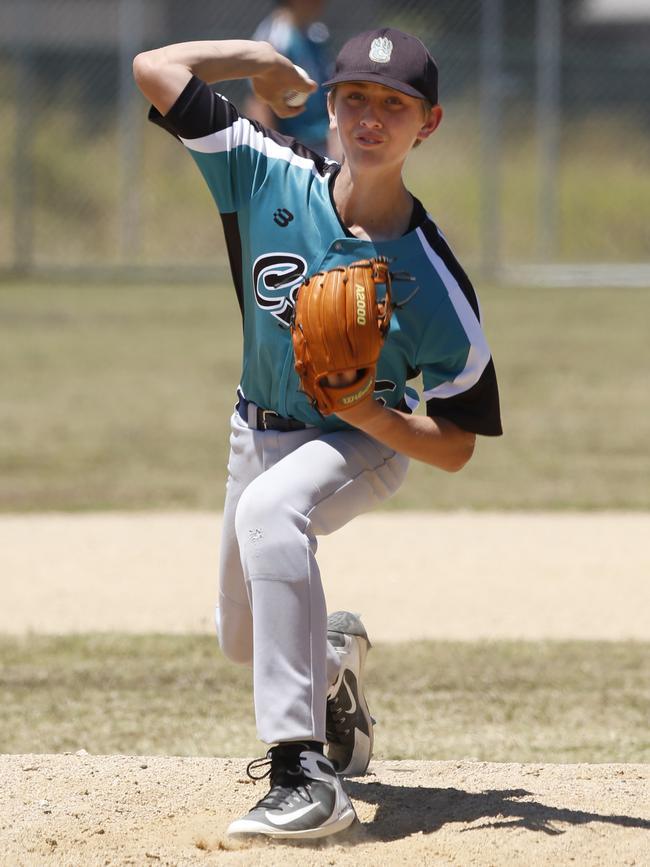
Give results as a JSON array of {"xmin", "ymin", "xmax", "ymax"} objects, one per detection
[{"xmin": 329, "ymin": 82, "xmax": 442, "ymax": 171}]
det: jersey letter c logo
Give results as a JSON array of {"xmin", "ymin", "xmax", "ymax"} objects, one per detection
[{"xmin": 252, "ymin": 253, "xmax": 307, "ymax": 326}]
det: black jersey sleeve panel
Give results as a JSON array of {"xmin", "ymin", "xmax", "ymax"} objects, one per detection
[
  {"xmin": 426, "ymin": 357, "xmax": 503, "ymax": 437},
  {"xmin": 219, "ymin": 212, "xmax": 245, "ymax": 320},
  {"xmin": 148, "ymin": 75, "xmax": 237, "ymax": 141},
  {"xmin": 419, "ymin": 220, "xmax": 481, "ymax": 321},
  {"xmin": 149, "ymin": 79, "xmax": 337, "ymax": 187},
  {"xmin": 408, "ymin": 197, "xmax": 428, "ymax": 233}
]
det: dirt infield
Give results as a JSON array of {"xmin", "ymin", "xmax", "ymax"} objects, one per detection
[
  {"xmin": 2, "ymin": 754, "xmax": 649, "ymax": 866},
  {"xmin": 2, "ymin": 511, "xmax": 649, "ymax": 639},
  {"xmin": 3, "ymin": 512, "xmax": 649, "ymax": 864}
]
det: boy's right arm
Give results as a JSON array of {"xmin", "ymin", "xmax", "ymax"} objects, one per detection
[{"xmin": 132, "ymin": 40, "xmax": 316, "ymax": 118}]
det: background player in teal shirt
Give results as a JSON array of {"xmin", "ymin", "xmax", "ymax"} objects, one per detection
[
  {"xmin": 246, "ymin": 0, "xmax": 333, "ymax": 156},
  {"xmin": 134, "ymin": 27, "xmax": 501, "ymax": 841}
]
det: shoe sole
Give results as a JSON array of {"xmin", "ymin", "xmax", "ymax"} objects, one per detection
[
  {"xmin": 327, "ymin": 624, "xmax": 374, "ymax": 777},
  {"xmin": 227, "ymin": 806, "xmax": 357, "ymax": 840}
]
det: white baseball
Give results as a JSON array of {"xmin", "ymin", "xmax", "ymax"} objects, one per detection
[{"xmin": 284, "ymin": 65, "xmax": 311, "ymax": 107}]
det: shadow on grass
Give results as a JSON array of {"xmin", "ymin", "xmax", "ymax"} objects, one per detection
[{"xmin": 345, "ymin": 781, "xmax": 650, "ymax": 841}]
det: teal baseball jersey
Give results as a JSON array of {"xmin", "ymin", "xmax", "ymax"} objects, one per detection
[{"xmin": 150, "ymin": 76, "xmax": 502, "ymax": 436}]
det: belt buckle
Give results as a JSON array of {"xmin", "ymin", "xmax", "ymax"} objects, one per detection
[{"xmin": 261, "ymin": 408, "xmax": 280, "ymax": 430}]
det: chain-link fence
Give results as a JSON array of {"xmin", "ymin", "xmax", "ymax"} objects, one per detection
[{"xmin": 1, "ymin": 0, "xmax": 649, "ymax": 283}]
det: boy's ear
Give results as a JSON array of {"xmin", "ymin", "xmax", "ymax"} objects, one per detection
[{"xmin": 416, "ymin": 104, "xmax": 443, "ymax": 143}]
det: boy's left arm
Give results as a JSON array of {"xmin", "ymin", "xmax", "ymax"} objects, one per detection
[{"xmin": 335, "ymin": 400, "xmax": 476, "ymax": 472}]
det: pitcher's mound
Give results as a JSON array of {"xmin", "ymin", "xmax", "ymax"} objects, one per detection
[{"xmin": 2, "ymin": 754, "xmax": 648, "ymax": 866}]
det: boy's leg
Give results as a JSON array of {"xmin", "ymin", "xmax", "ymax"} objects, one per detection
[
  {"xmin": 216, "ymin": 410, "xmax": 324, "ymax": 664},
  {"xmin": 234, "ymin": 429, "xmax": 408, "ymax": 746},
  {"xmin": 216, "ymin": 411, "xmax": 269, "ymax": 665}
]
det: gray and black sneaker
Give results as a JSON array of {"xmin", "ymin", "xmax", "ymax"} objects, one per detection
[
  {"xmin": 326, "ymin": 611, "xmax": 374, "ymax": 777},
  {"xmin": 226, "ymin": 742, "xmax": 356, "ymax": 840}
]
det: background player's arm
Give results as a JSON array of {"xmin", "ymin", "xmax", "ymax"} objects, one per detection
[
  {"xmin": 132, "ymin": 40, "xmax": 316, "ymax": 117},
  {"xmin": 336, "ymin": 399, "xmax": 476, "ymax": 472}
]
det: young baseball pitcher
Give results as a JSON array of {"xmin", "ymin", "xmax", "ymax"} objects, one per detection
[{"xmin": 133, "ymin": 27, "xmax": 502, "ymax": 840}]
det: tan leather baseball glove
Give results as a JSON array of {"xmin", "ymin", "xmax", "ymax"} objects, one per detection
[{"xmin": 291, "ymin": 257, "xmax": 393, "ymax": 416}]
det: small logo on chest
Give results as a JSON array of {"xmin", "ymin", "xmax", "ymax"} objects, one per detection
[{"xmin": 273, "ymin": 208, "xmax": 294, "ymax": 227}]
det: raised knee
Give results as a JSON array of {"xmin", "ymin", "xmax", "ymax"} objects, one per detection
[
  {"xmin": 234, "ymin": 481, "xmax": 312, "ymax": 581},
  {"xmin": 234, "ymin": 484, "xmax": 281, "ymax": 539},
  {"xmin": 235, "ymin": 486, "xmax": 297, "ymax": 553}
]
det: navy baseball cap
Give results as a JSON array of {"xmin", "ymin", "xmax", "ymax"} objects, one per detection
[{"xmin": 323, "ymin": 28, "xmax": 438, "ymax": 104}]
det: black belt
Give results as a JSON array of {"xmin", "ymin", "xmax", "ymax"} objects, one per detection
[{"xmin": 236, "ymin": 394, "xmax": 308, "ymax": 432}]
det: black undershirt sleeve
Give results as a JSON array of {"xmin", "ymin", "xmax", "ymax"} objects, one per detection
[{"xmin": 147, "ymin": 75, "xmax": 238, "ymax": 140}]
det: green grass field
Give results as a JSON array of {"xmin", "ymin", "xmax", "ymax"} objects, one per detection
[
  {"xmin": 1, "ymin": 635, "xmax": 647, "ymax": 763},
  {"xmin": 1, "ymin": 281, "xmax": 648, "ymax": 512}
]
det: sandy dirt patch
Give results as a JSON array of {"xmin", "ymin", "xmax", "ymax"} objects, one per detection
[
  {"xmin": 3, "ymin": 514, "xmax": 649, "ymax": 865},
  {"xmin": 2, "ymin": 511, "xmax": 649, "ymax": 640},
  {"xmin": 2, "ymin": 754, "xmax": 648, "ymax": 867}
]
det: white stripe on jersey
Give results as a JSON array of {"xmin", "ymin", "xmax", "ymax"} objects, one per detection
[
  {"xmin": 403, "ymin": 388, "xmax": 421, "ymax": 412},
  {"xmin": 416, "ymin": 225, "xmax": 491, "ymax": 401},
  {"xmin": 179, "ymin": 115, "xmax": 333, "ymax": 180}
]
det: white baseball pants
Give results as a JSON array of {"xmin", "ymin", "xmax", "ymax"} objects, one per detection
[{"xmin": 215, "ymin": 409, "xmax": 409, "ymax": 746}]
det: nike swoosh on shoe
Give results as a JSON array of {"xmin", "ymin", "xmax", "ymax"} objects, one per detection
[
  {"xmin": 264, "ymin": 802, "xmax": 321, "ymax": 826},
  {"xmin": 342, "ymin": 675, "xmax": 357, "ymax": 715}
]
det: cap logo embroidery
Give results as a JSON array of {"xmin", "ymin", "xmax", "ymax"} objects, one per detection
[{"xmin": 369, "ymin": 37, "xmax": 393, "ymax": 63}]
